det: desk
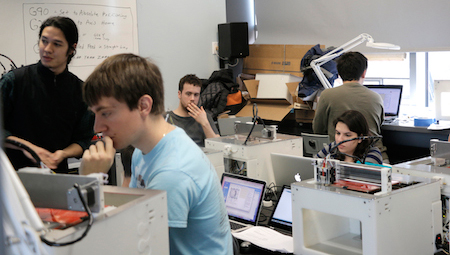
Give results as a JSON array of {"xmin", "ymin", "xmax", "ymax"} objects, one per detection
[
  {"xmin": 271, "ymin": 116, "xmax": 450, "ymax": 165},
  {"xmin": 382, "ymin": 120, "xmax": 450, "ymax": 164},
  {"xmin": 235, "ymin": 200, "xmax": 293, "ymax": 255}
]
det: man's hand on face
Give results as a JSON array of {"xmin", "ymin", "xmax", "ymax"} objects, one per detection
[
  {"xmin": 79, "ymin": 136, "xmax": 116, "ymax": 175},
  {"xmin": 187, "ymin": 103, "xmax": 209, "ymax": 127}
]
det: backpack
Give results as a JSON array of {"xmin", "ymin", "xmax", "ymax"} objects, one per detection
[
  {"xmin": 199, "ymin": 69, "xmax": 239, "ymax": 120},
  {"xmin": 298, "ymin": 44, "xmax": 339, "ymax": 98}
]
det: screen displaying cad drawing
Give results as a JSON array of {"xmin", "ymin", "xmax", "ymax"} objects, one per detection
[{"xmin": 222, "ymin": 178, "xmax": 264, "ymax": 221}]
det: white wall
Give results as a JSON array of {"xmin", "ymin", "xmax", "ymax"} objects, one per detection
[
  {"xmin": 253, "ymin": 0, "xmax": 450, "ymax": 53},
  {"xmin": 137, "ymin": 0, "xmax": 226, "ymax": 111},
  {"xmin": 226, "ymin": 0, "xmax": 256, "ymax": 44}
]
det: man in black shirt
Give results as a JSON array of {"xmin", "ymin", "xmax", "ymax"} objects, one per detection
[{"xmin": 0, "ymin": 16, "xmax": 94, "ymax": 173}]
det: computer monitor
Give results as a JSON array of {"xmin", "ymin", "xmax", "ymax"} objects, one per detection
[{"xmin": 364, "ymin": 85, "xmax": 403, "ymax": 118}]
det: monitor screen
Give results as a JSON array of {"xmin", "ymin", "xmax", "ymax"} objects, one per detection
[
  {"xmin": 221, "ymin": 173, "xmax": 266, "ymax": 224},
  {"xmin": 364, "ymin": 85, "xmax": 403, "ymax": 117}
]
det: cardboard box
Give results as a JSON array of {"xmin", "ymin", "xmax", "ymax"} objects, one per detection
[
  {"xmin": 236, "ymin": 44, "xmax": 323, "ymax": 123},
  {"xmin": 236, "ymin": 78, "xmax": 316, "ymax": 122},
  {"xmin": 295, "ymin": 108, "xmax": 315, "ymax": 123},
  {"xmin": 255, "ymin": 73, "xmax": 301, "ymax": 101},
  {"xmin": 243, "ymin": 44, "xmax": 318, "ymax": 76}
]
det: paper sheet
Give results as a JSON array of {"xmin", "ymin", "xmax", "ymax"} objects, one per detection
[
  {"xmin": 428, "ymin": 120, "xmax": 450, "ymax": 130},
  {"xmin": 232, "ymin": 226, "xmax": 293, "ymax": 253}
]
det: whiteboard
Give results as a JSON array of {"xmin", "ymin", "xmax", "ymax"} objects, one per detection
[{"xmin": 0, "ymin": 0, "xmax": 138, "ymax": 81}]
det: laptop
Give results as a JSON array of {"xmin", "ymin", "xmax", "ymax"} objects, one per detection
[
  {"xmin": 270, "ymin": 153, "xmax": 316, "ymax": 187},
  {"xmin": 364, "ymin": 85, "xmax": 403, "ymax": 123},
  {"xmin": 220, "ymin": 173, "xmax": 266, "ymax": 233},
  {"xmin": 268, "ymin": 185, "xmax": 293, "ymax": 236}
]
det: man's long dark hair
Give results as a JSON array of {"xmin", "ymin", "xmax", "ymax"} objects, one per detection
[{"xmin": 39, "ymin": 16, "xmax": 78, "ymax": 64}]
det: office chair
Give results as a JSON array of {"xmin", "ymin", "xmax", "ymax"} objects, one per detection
[{"xmin": 301, "ymin": 133, "xmax": 330, "ymax": 157}]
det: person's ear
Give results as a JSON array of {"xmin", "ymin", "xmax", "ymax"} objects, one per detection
[
  {"xmin": 361, "ymin": 69, "xmax": 367, "ymax": 79},
  {"xmin": 68, "ymin": 43, "xmax": 77, "ymax": 56},
  {"xmin": 138, "ymin": 95, "xmax": 153, "ymax": 116},
  {"xmin": 178, "ymin": 90, "xmax": 182, "ymax": 100}
]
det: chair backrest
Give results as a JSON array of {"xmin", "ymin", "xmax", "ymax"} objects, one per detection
[{"xmin": 301, "ymin": 133, "xmax": 330, "ymax": 157}]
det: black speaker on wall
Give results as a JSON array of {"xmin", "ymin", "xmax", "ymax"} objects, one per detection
[{"xmin": 218, "ymin": 22, "xmax": 249, "ymax": 59}]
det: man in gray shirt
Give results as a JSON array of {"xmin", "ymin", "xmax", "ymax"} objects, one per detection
[
  {"xmin": 313, "ymin": 52, "xmax": 389, "ymax": 162},
  {"xmin": 166, "ymin": 74, "xmax": 219, "ymax": 147}
]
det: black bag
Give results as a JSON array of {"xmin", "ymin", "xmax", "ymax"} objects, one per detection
[
  {"xmin": 199, "ymin": 69, "xmax": 238, "ymax": 120},
  {"xmin": 298, "ymin": 44, "xmax": 339, "ymax": 98}
]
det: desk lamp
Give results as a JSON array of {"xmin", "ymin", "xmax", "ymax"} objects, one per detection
[{"xmin": 310, "ymin": 33, "xmax": 400, "ymax": 89}]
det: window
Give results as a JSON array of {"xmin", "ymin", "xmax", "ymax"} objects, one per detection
[
  {"xmin": 365, "ymin": 54, "xmax": 410, "ymax": 96},
  {"xmin": 429, "ymin": 52, "xmax": 450, "ymax": 80},
  {"xmin": 364, "ymin": 53, "xmax": 410, "ymax": 115},
  {"xmin": 362, "ymin": 51, "xmax": 450, "ymax": 119}
]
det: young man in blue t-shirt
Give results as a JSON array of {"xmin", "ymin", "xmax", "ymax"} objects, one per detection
[{"xmin": 79, "ymin": 54, "xmax": 232, "ymax": 255}]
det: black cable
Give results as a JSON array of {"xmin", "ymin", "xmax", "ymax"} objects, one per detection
[
  {"xmin": 233, "ymin": 160, "xmax": 245, "ymax": 175},
  {"xmin": 243, "ymin": 104, "xmax": 259, "ymax": 145},
  {"xmin": 256, "ymin": 116, "xmax": 266, "ymax": 128},
  {"xmin": 4, "ymin": 139, "xmax": 41, "ymax": 167},
  {"xmin": 328, "ymin": 136, "xmax": 382, "ymax": 163},
  {"xmin": 360, "ymin": 138, "xmax": 381, "ymax": 164},
  {"xmin": 40, "ymin": 183, "xmax": 94, "ymax": 247},
  {"xmin": 264, "ymin": 183, "xmax": 275, "ymax": 200},
  {"xmin": 265, "ymin": 183, "xmax": 284, "ymax": 202},
  {"xmin": 258, "ymin": 211, "xmax": 268, "ymax": 224},
  {"xmin": 227, "ymin": 58, "xmax": 240, "ymax": 67},
  {"xmin": 0, "ymin": 60, "xmax": 6, "ymax": 73},
  {"xmin": 0, "ymin": 53, "xmax": 18, "ymax": 69},
  {"xmin": 243, "ymin": 122, "xmax": 257, "ymax": 145}
]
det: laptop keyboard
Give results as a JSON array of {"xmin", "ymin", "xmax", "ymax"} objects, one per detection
[
  {"xmin": 383, "ymin": 117, "xmax": 398, "ymax": 124},
  {"xmin": 230, "ymin": 221, "xmax": 247, "ymax": 230},
  {"xmin": 272, "ymin": 226, "xmax": 292, "ymax": 236}
]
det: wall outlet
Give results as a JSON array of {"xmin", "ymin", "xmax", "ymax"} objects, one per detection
[{"xmin": 212, "ymin": 42, "xmax": 218, "ymax": 55}]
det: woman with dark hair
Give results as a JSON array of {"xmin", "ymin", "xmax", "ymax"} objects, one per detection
[{"xmin": 316, "ymin": 110, "xmax": 383, "ymax": 164}]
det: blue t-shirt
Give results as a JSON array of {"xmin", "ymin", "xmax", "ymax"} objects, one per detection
[{"xmin": 130, "ymin": 127, "xmax": 232, "ymax": 255}]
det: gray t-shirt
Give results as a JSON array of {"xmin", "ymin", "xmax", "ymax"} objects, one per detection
[{"xmin": 165, "ymin": 111, "xmax": 219, "ymax": 147}]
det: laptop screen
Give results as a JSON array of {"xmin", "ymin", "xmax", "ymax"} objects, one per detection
[
  {"xmin": 268, "ymin": 185, "xmax": 292, "ymax": 231},
  {"xmin": 364, "ymin": 85, "xmax": 403, "ymax": 117},
  {"xmin": 221, "ymin": 173, "xmax": 266, "ymax": 225}
]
